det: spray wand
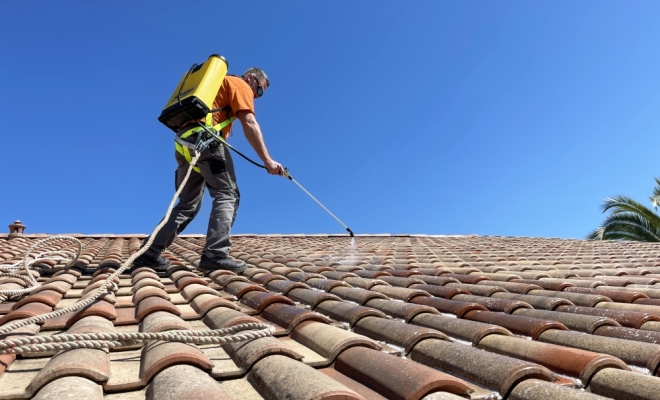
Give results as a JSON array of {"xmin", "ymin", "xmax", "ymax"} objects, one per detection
[{"xmin": 282, "ymin": 168, "xmax": 355, "ymax": 237}]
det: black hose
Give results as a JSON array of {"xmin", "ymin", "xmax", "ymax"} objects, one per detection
[{"xmin": 220, "ymin": 141, "xmax": 267, "ymax": 170}]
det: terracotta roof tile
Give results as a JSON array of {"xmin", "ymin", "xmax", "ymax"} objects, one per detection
[
  {"xmin": 410, "ymin": 296, "xmax": 488, "ymax": 318},
  {"xmin": 328, "ymin": 286, "xmax": 388, "ymax": 305},
  {"xmin": 249, "ymin": 355, "xmax": 363, "ymax": 399},
  {"xmin": 314, "ymin": 300, "xmax": 386, "ymax": 327},
  {"xmin": 594, "ymin": 325, "xmax": 660, "ymax": 344},
  {"xmin": 448, "ymin": 282, "xmax": 507, "ymax": 296},
  {"xmin": 146, "ymin": 364, "xmax": 232, "ymax": 400},
  {"xmin": 318, "ymin": 368, "xmax": 388, "ymax": 400},
  {"xmin": 477, "ymin": 333, "xmax": 628, "ymax": 384},
  {"xmin": 139, "ymin": 341, "xmax": 214, "ymax": 385},
  {"xmin": 452, "ymin": 293, "xmax": 532, "ymax": 313},
  {"xmin": 354, "ymin": 316, "xmax": 449, "ymax": 354},
  {"xmin": 0, "ymin": 302, "xmax": 52, "ymax": 325},
  {"xmin": 508, "ymin": 378, "xmax": 609, "ymax": 400},
  {"xmin": 34, "ymin": 376, "xmax": 103, "ymax": 399},
  {"xmin": 26, "ymin": 317, "xmax": 112, "ymax": 397},
  {"xmin": 464, "ymin": 310, "xmax": 569, "ymax": 339},
  {"xmin": 556, "ymin": 304, "xmax": 660, "ymax": 329},
  {"xmin": 264, "ymin": 279, "xmax": 309, "ymax": 294},
  {"xmin": 588, "ymin": 367, "xmax": 660, "ymax": 398},
  {"xmin": 512, "ymin": 307, "xmax": 620, "ymax": 333},
  {"xmin": 135, "ymin": 296, "xmax": 180, "ymax": 321},
  {"xmin": 224, "ymin": 335, "xmax": 303, "ymax": 369},
  {"xmin": 369, "ymin": 285, "xmax": 430, "ymax": 302},
  {"xmin": 306, "ymin": 277, "xmax": 350, "ymax": 292},
  {"xmin": 203, "ymin": 307, "xmax": 261, "ymax": 329},
  {"xmin": 410, "ymin": 313, "xmax": 512, "ymax": 346},
  {"xmin": 412, "ymin": 338, "xmax": 555, "ymax": 397},
  {"xmin": 538, "ymin": 329, "xmax": 660, "ymax": 373},
  {"xmin": 342, "ymin": 276, "xmax": 389, "ymax": 289},
  {"xmin": 363, "ymin": 298, "xmax": 439, "ymax": 322},
  {"xmin": 286, "ymin": 288, "xmax": 342, "ymax": 309},
  {"xmin": 337, "ymin": 346, "xmax": 473, "ymax": 399}
]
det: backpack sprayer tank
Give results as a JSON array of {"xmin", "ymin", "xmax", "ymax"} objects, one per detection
[{"xmin": 158, "ymin": 54, "xmax": 228, "ymax": 132}]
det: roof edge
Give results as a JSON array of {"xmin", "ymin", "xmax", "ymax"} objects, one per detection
[{"xmin": 0, "ymin": 233, "xmax": 470, "ymax": 239}]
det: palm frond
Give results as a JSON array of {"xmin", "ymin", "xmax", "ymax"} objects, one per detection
[
  {"xmin": 600, "ymin": 195, "xmax": 660, "ymax": 230},
  {"xmin": 589, "ymin": 179, "xmax": 660, "ymax": 242},
  {"xmin": 589, "ymin": 212, "xmax": 660, "ymax": 242},
  {"xmin": 588, "ymin": 229, "xmax": 649, "ymax": 241},
  {"xmin": 586, "ymin": 227, "xmax": 605, "ymax": 240},
  {"xmin": 651, "ymin": 177, "xmax": 660, "ymax": 210}
]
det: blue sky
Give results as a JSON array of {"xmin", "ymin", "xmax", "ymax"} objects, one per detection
[{"xmin": 2, "ymin": 1, "xmax": 659, "ymax": 239}]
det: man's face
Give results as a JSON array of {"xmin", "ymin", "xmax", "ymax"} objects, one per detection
[{"xmin": 248, "ymin": 74, "xmax": 267, "ymax": 99}]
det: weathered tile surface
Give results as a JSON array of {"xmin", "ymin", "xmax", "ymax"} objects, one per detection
[{"xmin": 3, "ymin": 233, "xmax": 660, "ymax": 399}]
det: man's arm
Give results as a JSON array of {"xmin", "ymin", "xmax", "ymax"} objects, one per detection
[{"xmin": 236, "ymin": 111, "xmax": 283, "ymax": 175}]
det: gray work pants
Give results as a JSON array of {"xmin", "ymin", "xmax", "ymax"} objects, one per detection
[{"xmin": 146, "ymin": 138, "xmax": 240, "ymax": 259}]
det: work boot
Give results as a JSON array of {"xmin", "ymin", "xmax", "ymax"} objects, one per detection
[
  {"xmin": 131, "ymin": 252, "xmax": 171, "ymax": 272},
  {"xmin": 198, "ymin": 254, "xmax": 246, "ymax": 273}
]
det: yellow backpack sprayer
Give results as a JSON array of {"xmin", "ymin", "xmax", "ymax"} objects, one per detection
[
  {"xmin": 159, "ymin": 54, "xmax": 354, "ymax": 237},
  {"xmin": 158, "ymin": 54, "xmax": 229, "ymax": 132}
]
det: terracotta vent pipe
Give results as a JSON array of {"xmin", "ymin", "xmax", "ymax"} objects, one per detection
[{"xmin": 8, "ymin": 220, "xmax": 26, "ymax": 239}]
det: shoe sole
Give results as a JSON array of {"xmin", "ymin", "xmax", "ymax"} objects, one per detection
[
  {"xmin": 197, "ymin": 263, "xmax": 246, "ymax": 273},
  {"xmin": 131, "ymin": 261, "xmax": 171, "ymax": 273}
]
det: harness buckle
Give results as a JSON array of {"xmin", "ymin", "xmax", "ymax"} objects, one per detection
[{"xmin": 192, "ymin": 126, "xmax": 223, "ymax": 153}]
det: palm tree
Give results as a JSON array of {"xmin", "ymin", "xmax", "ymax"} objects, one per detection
[{"xmin": 588, "ymin": 178, "xmax": 660, "ymax": 241}]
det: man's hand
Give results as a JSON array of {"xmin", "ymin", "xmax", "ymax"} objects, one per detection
[{"xmin": 264, "ymin": 159, "xmax": 284, "ymax": 176}]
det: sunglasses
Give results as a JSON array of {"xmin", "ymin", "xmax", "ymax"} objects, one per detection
[{"xmin": 253, "ymin": 77, "xmax": 264, "ymax": 98}]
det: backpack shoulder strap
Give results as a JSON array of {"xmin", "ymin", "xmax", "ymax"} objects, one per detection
[{"xmin": 209, "ymin": 106, "xmax": 232, "ymax": 114}]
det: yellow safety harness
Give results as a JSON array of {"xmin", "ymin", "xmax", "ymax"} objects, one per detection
[{"xmin": 174, "ymin": 112, "xmax": 235, "ymax": 172}]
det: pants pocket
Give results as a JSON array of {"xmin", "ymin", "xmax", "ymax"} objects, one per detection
[{"xmin": 209, "ymin": 158, "xmax": 226, "ymax": 174}]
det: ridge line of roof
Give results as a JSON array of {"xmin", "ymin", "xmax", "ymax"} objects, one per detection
[{"xmin": 0, "ymin": 233, "xmax": 473, "ymax": 238}]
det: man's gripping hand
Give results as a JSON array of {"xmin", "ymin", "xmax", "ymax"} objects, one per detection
[{"xmin": 264, "ymin": 159, "xmax": 284, "ymax": 176}]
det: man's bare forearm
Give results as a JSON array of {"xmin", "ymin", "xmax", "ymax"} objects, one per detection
[
  {"xmin": 242, "ymin": 119, "xmax": 272, "ymax": 163},
  {"xmin": 237, "ymin": 111, "xmax": 283, "ymax": 175}
]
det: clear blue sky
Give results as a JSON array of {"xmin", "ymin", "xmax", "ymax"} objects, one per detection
[{"xmin": 2, "ymin": 1, "xmax": 659, "ymax": 239}]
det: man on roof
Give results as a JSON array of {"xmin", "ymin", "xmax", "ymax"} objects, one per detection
[{"xmin": 134, "ymin": 67, "xmax": 283, "ymax": 273}]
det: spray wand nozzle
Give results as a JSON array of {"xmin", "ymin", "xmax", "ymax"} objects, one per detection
[{"xmin": 346, "ymin": 228, "xmax": 355, "ymax": 237}]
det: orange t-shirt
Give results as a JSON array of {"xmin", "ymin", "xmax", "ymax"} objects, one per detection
[{"xmin": 211, "ymin": 75, "xmax": 255, "ymax": 139}]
